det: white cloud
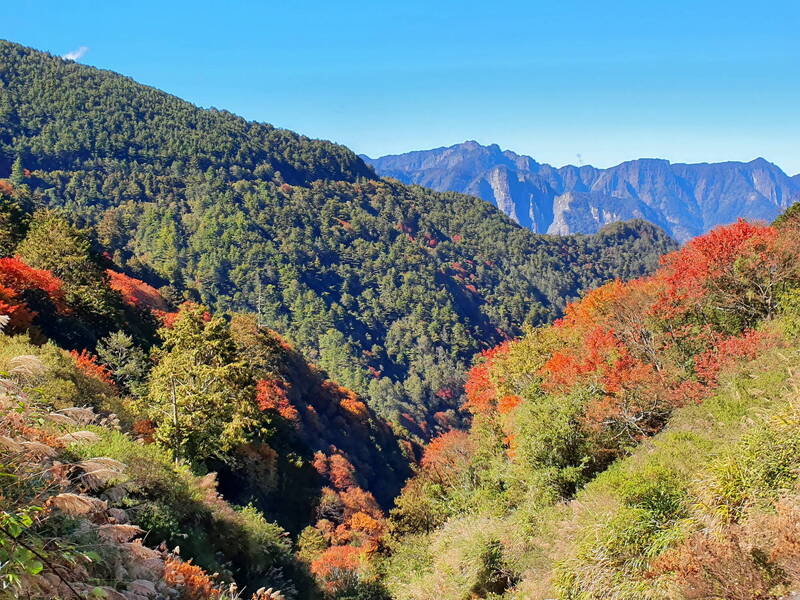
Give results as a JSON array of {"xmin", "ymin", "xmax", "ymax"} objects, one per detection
[{"xmin": 62, "ymin": 46, "xmax": 89, "ymax": 61}]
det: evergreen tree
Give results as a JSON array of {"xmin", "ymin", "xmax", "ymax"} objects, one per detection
[
  {"xmin": 0, "ymin": 182, "xmax": 28, "ymax": 256},
  {"xmin": 9, "ymin": 156, "xmax": 24, "ymax": 186},
  {"xmin": 318, "ymin": 328, "xmax": 369, "ymax": 395},
  {"xmin": 145, "ymin": 304, "xmax": 257, "ymax": 461},
  {"xmin": 15, "ymin": 210, "xmax": 121, "ymax": 329},
  {"xmin": 96, "ymin": 331, "xmax": 149, "ymax": 396}
]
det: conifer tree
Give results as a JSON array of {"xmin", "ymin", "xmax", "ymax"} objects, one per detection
[
  {"xmin": 15, "ymin": 210, "xmax": 121, "ymax": 327},
  {"xmin": 96, "ymin": 331, "xmax": 149, "ymax": 396},
  {"xmin": 146, "ymin": 304, "xmax": 257, "ymax": 461},
  {"xmin": 9, "ymin": 156, "xmax": 24, "ymax": 186}
]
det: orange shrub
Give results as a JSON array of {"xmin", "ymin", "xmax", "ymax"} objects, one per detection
[
  {"xmin": 164, "ymin": 556, "xmax": 222, "ymax": 600},
  {"xmin": 70, "ymin": 349, "xmax": 115, "ymax": 387},
  {"xmin": 255, "ymin": 378, "xmax": 299, "ymax": 424},
  {"xmin": 106, "ymin": 269, "xmax": 169, "ymax": 311},
  {"xmin": 310, "ymin": 545, "xmax": 363, "ymax": 583}
]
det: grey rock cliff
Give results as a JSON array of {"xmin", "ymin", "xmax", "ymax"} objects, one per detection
[{"xmin": 363, "ymin": 143, "xmax": 799, "ymax": 241}]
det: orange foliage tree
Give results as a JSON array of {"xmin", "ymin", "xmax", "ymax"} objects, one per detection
[
  {"xmin": 106, "ymin": 269, "xmax": 169, "ymax": 312},
  {"xmin": 327, "ymin": 453, "xmax": 357, "ymax": 490},
  {"xmin": 463, "ymin": 342, "xmax": 511, "ymax": 414},
  {"xmin": 654, "ymin": 220, "xmax": 800, "ymax": 326},
  {"xmin": 255, "ymin": 377, "xmax": 299, "ymax": 424},
  {"xmin": 310, "ymin": 545, "xmax": 364, "ymax": 589},
  {"xmin": 0, "ymin": 257, "xmax": 68, "ymax": 331},
  {"xmin": 70, "ymin": 349, "xmax": 116, "ymax": 387},
  {"xmin": 419, "ymin": 430, "xmax": 474, "ymax": 485},
  {"xmin": 0, "ymin": 283, "xmax": 36, "ymax": 331},
  {"xmin": 464, "ymin": 221, "xmax": 799, "ymax": 457}
]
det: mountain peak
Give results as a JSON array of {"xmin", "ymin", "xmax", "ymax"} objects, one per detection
[{"xmin": 365, "ymin": 144, "xmax": 800, "ymax": 242}]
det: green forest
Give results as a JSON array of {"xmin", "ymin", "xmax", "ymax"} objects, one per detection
[
  {"xmin": 0, "ymin": 40, "xmax": 675, "ymax": 435},
  {"xmin": 3, "ymin": 39, "xmax": 800, "ymax": 600}
]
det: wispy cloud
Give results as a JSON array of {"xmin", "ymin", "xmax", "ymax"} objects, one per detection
[{"xmin": 62, "ymin": 46, "xmax": 89, "ymax": 61}]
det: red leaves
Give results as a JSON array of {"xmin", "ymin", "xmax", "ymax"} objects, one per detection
[
  {"xmin": 653, "ymin": 220, "xmax": 790, "ymax": 321},
  {"xmin": 70, "ymin": 349, "xmax": 115, "ymax": 387},
  {"xmin": 694, "ymin": 329, "xmax": 773, "ymax": 385},
  {"xmin": 464, "ymin": 219, "xmax": 799, "ymax": 456},
  {"xmin": 463, "ymin": 342, "xmax": 511, "ymax": 415},
  {"xmin": 255, "ymin": 378, "xmax": 299, "ymax": 424},
  {"xmin": 557, "ymin": 279, "xmax": 629, "ymax": 331},
  {"xmin": 313, "ymin": 451, "xmax": 361, "ymax": 492},
  {"xmin": 328, "ymin": 453, "xmax": 357, "ymax": 490},
  {"xmin": 310, "ymin": 545, "xmax": 363, "ymax": 583},
  {"xmin": 0, "ymin": 258, "xmax": 66, "ymax": 304},
  {"xmin": 164, "ymin": 556, "xmax": 222, "ymax": 600},
  {"xmin": 339, "ymin": 486, "xmax": 382, "ymax": 520},
  {"xmin": 420, "ymin": 430, "xmax": 473, "ymax": 471},
  {"xmin": 419, "ymin": 430, "xmax": 475, "ymax": 485},
  {"xmin": 333, "ymin": 384, "xmax": 369, "ymax": 418},
  {"xmin": 307, "ymin": 461, "xmax": 384, "ymax": 589},
  {"xmin": 497, "ymin": 394, "xmax": 522, "ymax": 414},
  {"xmin": 542, "ymin": 327, "xmax": 622, "ymax": 391},
  {"xmin": 0, "ymin": 284, "xmax": 36, "ymax": 331},
  {"xmin": 0, "ymin": 257, "xmax": 68, "ymax": 324},
  {"xmin": 106, "ymin": 269, "xmax": 168, "ymax": 312},
  {"xmin": 464, "ymin": 361, "xmax": 494, "ymax": 414}
]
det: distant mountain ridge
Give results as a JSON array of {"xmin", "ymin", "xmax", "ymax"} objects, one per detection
[
  {"xmin": 363, "ymin": 142, "xmax": 800, "ymax": 241},
  {"xmin": 0, "ymin": 40, "xmax": 677, "ymax": 435}
]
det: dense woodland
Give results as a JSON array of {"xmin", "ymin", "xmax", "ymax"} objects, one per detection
[
  {"xmin": 3, "ymin": 39, "xmax": 800, "ymax": 600},
  {"xmin": 0, "ymin": 178, "xmax": 410, "ymax": 599},
  {"xmin": 381, "ymin": 210, "xmax": 800, "ymax": 599},
  {"xmin": 5, "ymin": 181, "xmax": 800, "ymax": 600},
  {"xmin": 0, "ymin": 40, "xmax": 676, "ymax": 436}
]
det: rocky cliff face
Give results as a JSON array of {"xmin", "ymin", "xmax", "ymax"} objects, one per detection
[{"xmin": 364, "ymin": 143, "xmax": 800, "ymax": 241}]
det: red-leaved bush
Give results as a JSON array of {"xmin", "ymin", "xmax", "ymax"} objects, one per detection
[
  {"xmin": 0, "ymin": 258, "xmax": 68, "ymax": 331},
  {"xmin": 70, "ymin": 349, "xmax": 115, "ymax": 387},
  {"xmin": 106, "ymin": 269, "xmax": 169, "ymax": 311},
  {"xmin": 464, "ymin": 219, "xmax": 798, "ymax": 452},
  {"xmin": 255, "ymin": 377, "xmax": 299, "ymax": 424}
]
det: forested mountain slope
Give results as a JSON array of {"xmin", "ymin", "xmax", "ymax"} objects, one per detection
[
  {"xmin": 377, "ymin": 210, "xmax": 800, "ymax": 600},
  {"xmin": 0, "ymin": 193, "xmax": 412, "ymax": 599},
  {"xmin": 364, "ymin": 141, "xmax": 800, "ymax": 241},
  {"xmin": 0, "ymin": 40, "xmax": 676, "ymax": 431}
]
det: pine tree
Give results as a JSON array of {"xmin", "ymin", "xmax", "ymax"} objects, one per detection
[
  {"xmin": 96, "ymin": 331, "xmax": 149, "ymax": 396},
  {"xmin": 145, "ymin": 304, "xmax": 257, "ymax": 461},
  {"xmin": 9, "ymin": 156, "xmax": 24, "ymax": 186},
  {"xmin": 15, "ymin": 210, "xmax": 121, "ymax": 326},
  {"xmin": 0, "ymin": 182, "xmax": 28, "ymax": 257}
]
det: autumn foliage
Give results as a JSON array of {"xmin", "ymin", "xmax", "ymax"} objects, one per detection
[
  {"xmin": 255, "ymin": 377, "xmax": 299, "ymax": 423},
  {"xmin": 463, "ymin": 342, "xmax": 511, "ymax": 414},
  {"xmin": 310, "ymin": 545, "xmax": 364, "ymax": 586},
  {"xmin": 0, "ymin": 283, "xmax": 36, "ymax": 330},
  {"xmin": 0, "ymin": 257, "xmax": 67, "ymax": 331},
  {"xmin": 164, "ymin": 556, "xmax": 222, "ymax": 600},
  {"xmin": 463, "ymin": 220, "xmax": 795, "ymax": 455},
  {"xmin": 70, "ymin": 349, "xmax": 116, "ymax": 387},
  {"xmin": 106, "ymin": 269, "xmax": 169, "ymax": 311}
]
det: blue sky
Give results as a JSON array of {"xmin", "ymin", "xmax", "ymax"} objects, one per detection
[{"xmin": 2, "ymin": 1, "xmax": 798, "ymax": 173}]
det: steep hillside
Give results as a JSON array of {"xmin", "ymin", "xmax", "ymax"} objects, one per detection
[
  {"xmin": 0, "ymin": 202, "xmax": 415, "ymax": 599},
  {"xmin": 376, "ymin": 209, "xmax": 800, "ymax": 600},
  {"xmin": 0, "ymin": 41, "xmax": 675, "ymax": 431},
  {"xmin": 364, "ymin": 141, "xmax": 800, "ymax": 241}
]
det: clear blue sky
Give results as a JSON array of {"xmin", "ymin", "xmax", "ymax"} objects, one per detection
[{"xmin": 2, "ymin": 1, "xmax": 799, "ymax": 173}]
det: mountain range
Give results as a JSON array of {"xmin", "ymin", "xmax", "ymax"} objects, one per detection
[
  {"xmin": 4, "ymin": 38, "xmax": 800, "ymax": 600},
  {"xmin": 0, "ymin": 40, "xmax": 675, "ymax": 433},
  {"xmin": 363, "ymin": 141, "xmax": 800, "ymax": 241}
]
